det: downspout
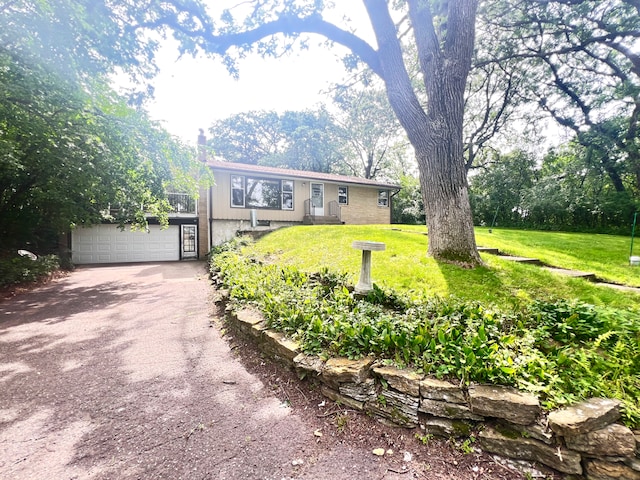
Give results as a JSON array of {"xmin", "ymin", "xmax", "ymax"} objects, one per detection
[
  {"xmin": 208, "ymin": 185, "xmax": 213, "ymax": 251},
  {"xmin": 390, "ymin": 188, "xmax": 401, "ymax": 224}
]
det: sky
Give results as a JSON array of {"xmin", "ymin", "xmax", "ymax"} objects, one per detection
[
  {"xmin": 144, "ymin": 3, "xmax": 374, "ymax": 145},
  {"xmin": 146, "ymin": 43, "xmax": 347, "ymax": 144}
]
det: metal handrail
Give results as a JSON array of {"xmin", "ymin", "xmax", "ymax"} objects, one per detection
[
  {"xmin": 328, "ymin": 200, "xmax": 341, "ymax": 221},
  {"xmin": 167, "ymin": 193, "xmax": 196, "ymax": 215},
  {"xmin": 304, "ymin": 198, "xmax": 315, "ymax": 219}
]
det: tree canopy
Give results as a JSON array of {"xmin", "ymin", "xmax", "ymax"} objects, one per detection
[
  {"xmin": 207, "ymin": 89, "xmax": 408, "ymax": 182},
  {"xmin": 478, "ymin": 0, "xmax": 640, "ymax": 192},
  {"xmin": 208, "ymin": 108, "xmax": 344, "ymax": 173},
  {"xmin": 0, "ymin": 0, "xmax": 210, "ymax": 253}
]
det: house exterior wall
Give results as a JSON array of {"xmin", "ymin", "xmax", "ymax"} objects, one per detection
[
  {"xmin": 210, "ymin": 220, "xmax": 298, "ymax": 246},
  {"xmin": 339, "ymin": 186, "xmax": 392, "ymax": 224},
  {"xmin": 210, "ymin": 168, "xmax": 392, "ymax": 225},
  {"xmin": 211, "ymin": 170, "xmax": 307, "ymax": 222}
]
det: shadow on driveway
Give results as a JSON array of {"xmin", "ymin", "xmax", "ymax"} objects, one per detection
[{"xmin": 0, "ymin": 261, "xmax": 420, "ymax": 480}]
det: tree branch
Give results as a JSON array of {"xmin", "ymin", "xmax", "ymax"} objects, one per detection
[{"xmin": 141, "ymin": 11, "xmax": 383, "ymax": 76}]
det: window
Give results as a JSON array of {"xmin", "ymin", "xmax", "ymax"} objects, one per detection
[
  {"xmin": 230, "ymin": 175, "xmax": 294, "ymax": 210},
  {"xmin": 246, "ymin": 177, "xmax": 282, "ymax": 209},
  {"xmin": 231, "ymin": 175, "xmax": 245, "ymax": 208},
  {"xmin": 282, "ymin": 180, "xmax": 294, "ymax": 210},
  {"xmin": 378, "ymin": 189, "xmax": 389, "ymax": 207},
  {"xmin": 338, "ymin": 186, "xmax": 348, "ymax": 205}
]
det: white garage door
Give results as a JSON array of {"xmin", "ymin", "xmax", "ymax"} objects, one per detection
[{"xmin": 72, "ymin": 224, "xmax": 180, "ymax": 264}]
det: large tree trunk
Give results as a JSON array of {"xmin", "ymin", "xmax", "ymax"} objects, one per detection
[
  {"xmin": 417, "ymin": 0, "xmax": 481, "ymax": 264},
  {"xmin": 369, "ymin": 0, "xmax": 481, "ymax": 265},
  {"xmin": 418, "ymin": 130, "xmax": 480, "ymax": 264}
]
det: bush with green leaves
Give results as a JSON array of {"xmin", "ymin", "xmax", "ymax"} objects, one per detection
[
  {"xmin": 210, "ymin": 243, "xmax": 640, "ymax": 429},
  {"xmin": 0, "ymin": 254, "xmax": 61, "ymax": 288}
]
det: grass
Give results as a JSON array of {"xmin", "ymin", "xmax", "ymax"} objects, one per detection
[
  {"xmin": 212, "ymin": 227, "xmax": 640, "ymax": 428},
  {"xmin": 475, "ymin": 227, "xmax": 640, "ymax": 287},
  {"xmin": 246, "ymin": 225, "xmax": 639, "ymax": 313}
]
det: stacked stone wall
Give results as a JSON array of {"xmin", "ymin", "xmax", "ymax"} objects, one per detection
[{"xmin": 215, "ymin": 291, "xmax": 640, "ymax": 480}]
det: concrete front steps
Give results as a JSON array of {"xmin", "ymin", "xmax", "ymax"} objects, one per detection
[{"xmin": 302, "ymin": 215, "xmax": 343, "ymax": 225}]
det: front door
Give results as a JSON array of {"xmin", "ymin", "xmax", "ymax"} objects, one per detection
[
  {"xmin": 181, "ymin": 225, "xmax": 197, "ymax": 259},
  {"xmin": 310, "ymin": 183, "xmax": 324, "ymax": 216}
]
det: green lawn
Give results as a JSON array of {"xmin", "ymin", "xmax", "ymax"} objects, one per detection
[
  {"xmin": 246, "ymin": 225, "xmax": 640, "ymax": 313},
  {"xmin": 475, "ymin": 227, "xmax": 640, "ymax": 287}
]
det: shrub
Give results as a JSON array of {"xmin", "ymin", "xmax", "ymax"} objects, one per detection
[{"xmin": 0, "ymin": 254, "xmax": 61, "ymax": 288}]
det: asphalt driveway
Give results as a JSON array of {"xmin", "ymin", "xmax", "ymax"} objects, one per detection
[{"xmin": 0, "ymin": 262, "xmax": 423, "ymax": 480}]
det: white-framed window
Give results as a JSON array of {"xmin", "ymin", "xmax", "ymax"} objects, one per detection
[
  {"xmin": 338, "ymin": 186, "xmax": 348, "ymax": 205},
  {"xmin": 231, "ymin": 175, "xmax": 245, "ymax": 208},
  {"xmin": 230, "ymin": 175, "xmax": 294, "ymax": 210},
  {"xmin": 378, "ymin": 189, "xmax": 389, "ymax": 207},
  {"xmin": 282, "ymin": 180, "xmax": 294, "ymax": 210}
]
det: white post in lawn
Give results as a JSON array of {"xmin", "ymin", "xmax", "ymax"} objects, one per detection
[{"xmin": 352, "ymin": 241, "xmax": 386, "ymax": 294}]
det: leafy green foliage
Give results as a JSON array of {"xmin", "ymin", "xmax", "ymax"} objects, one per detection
[
  {"xmin": 0, "ymin": 254, "xmax": 60, "ymax": 288},
  {"xmin": 210, "ymin": 239, "xmax": 640, "ymax": 428},
  {"xmin": 2, "ymin": 0, "xmax": 165, "ymax": 96},
  {"xmin": 0, "ymin": 52, "xmax": 205, "ymax": 250},
  {"xmin": 207, "ymin": 109, "xmax": 345, "ymax": 174},
  {"xmin": 470, "ymin": 146, "xmax": 639, "ymax": 234},
  {"xmin": 0, "ymin": 2, "xmax": 212, "ymax": 252},
  {"xmin": 391, "ymin": 175, "xmax": 425, "ymax": 225}
]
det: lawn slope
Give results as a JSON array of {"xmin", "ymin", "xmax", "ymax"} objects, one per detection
[{"xmin": 248, "ymin": 225, "xmax": 639, "ymax": 313}]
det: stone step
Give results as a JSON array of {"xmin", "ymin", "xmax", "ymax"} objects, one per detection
[
  {"xmin": 596, "ymin": 282, "xmax": 640, "ymax": 294},
  {"xmin": 498, "ymin": 255, "xmax": 543, "ymax": 265},
  {"xmin": 478, "ymin": 247, "xmax": 500, "ymax": 255},
  {"xmin": 543, "ymin": 267, "xmax": 596, "ymax": 281}
]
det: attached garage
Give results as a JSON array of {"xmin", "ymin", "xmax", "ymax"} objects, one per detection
[{"xmin": 71, "ymin": 224, "xmax": 180, "ymax": 264}]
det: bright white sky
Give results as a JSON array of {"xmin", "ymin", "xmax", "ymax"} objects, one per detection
[{"xmin": 144, "ymin": 3, "xmax": 374, "ymax": 145}]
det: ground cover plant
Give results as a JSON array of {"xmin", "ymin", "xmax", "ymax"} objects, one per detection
[
  {"xmin": 0, "ymin": 254, "xmax": 60, "ymax": 289},
  {"xmin": 209, "ymin": 228, "xmax": 640, "ymax": 429}
]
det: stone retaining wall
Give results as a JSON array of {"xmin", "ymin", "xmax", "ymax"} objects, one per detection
[{"xmin": 217, "ymin": 292, "xmax": 640, "ymax": 480}]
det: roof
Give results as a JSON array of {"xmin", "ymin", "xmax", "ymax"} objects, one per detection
[{"xmin": 206, "ymin": 159, "xmax": 400, "ymax": 190}]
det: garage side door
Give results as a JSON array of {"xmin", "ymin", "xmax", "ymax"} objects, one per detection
[{"xmin": 72, "ymin": 224, "xmax": 180, "ymax": 264}]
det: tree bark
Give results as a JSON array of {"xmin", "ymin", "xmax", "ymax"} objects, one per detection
[
  {"xmin": 404, "ymin": 0, "xmax": 481, "ymax": 264},
  {"xmin": 364, "ymin": 0, "xmax": 483, "ymax": 264}
]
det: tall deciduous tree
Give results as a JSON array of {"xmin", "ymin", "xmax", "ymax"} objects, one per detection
[
  {"xmin": 208, "ymin": 108, "xmax": 344, "ymax": 173},
  {"xmin": 0, "ymin": 0, "xmax": 210, "ymax": 252},
  {"xmin": 0, "ymin": 51, "xmax": 203, "ymax": 250},
  {"xmin": 480, "ymin": 0, "xmax": 640, "ymax": 198},
  {"xmin": 332, "ymin": 85, "xmax": 406, "ymax": 180},
  {"xmin": 141, "ymin": 0, "xmax": 483, "ymax": 265}
]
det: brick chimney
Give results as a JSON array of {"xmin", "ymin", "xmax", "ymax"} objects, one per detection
[{"xmin": 197, "ymin": 128, "xmax": 207, "ymax": 163}]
